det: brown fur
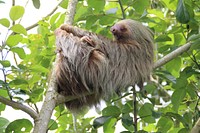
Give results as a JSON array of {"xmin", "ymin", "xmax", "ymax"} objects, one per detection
[{"xmin": 55, "ymin": 19, "xmax": 154, "ymax": 111}]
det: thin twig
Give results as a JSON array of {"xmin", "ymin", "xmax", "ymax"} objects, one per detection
[
  {"xmin": 118, "ymin": 0, "xmax": 125, "ymax": 19},
  {"xmin": 133, "ymin": 87, "xmax": 137, "ymax": 131},
  {"xmin": 12, "ymin": 0, "xmax": 15, "ymax": 26},
  {"xmin": 26, "ymin": 0, "xmax": 63, "ymax": 31},
  {"xmin": 0, "ymin": 96, "xmax": 38, "ymax": 119}
]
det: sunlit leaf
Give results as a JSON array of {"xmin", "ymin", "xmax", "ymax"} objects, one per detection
[
  {"xmin": 48, "ymin": 119, "xmax": 58, "ymax": 130},
  {"xmin": 103, "ymin": 117, "xmax": 117, "ymax": 133},
  {"xmin": 166, "ymin": 112, "xmax": 188, "ymax": 127},
  {"xmin": 30, "ymin": 89, "xmax": 44, "ymax": 103},
  {"xmin": 50, "ymin": 12, "xmax": 61, "ymax": 25},
  {"xmin": 5, "ymin": 119, "xmax": 33, "ymax": 132},
  {"xmin": 132, "ymin": 0, "xmax": 150, "ymax": 14},
  {"xmin": 166, "ymin": 57, "xmax": 181, "ymax": 77},
  {"xmin": 6, "ymin": 34, "xmax": 23, "ymax": 47},
  {"xmin": 30, "ymin": 65, "xmax": 49, "ymax": 73},
  {"xmin": 9, "ymin": 6, "xmax": 25, "ymax": 21},
  {"xmin": 10, "ymin": 24, "xmax": 27, "ymax": 35},
  {"xmin": 155, "ymin": 35, "xmax": 171, "ymax": 42},
  {"xmin": 11, "ymin": 47, "xmax": 26, "ymax": 59},
  {"xmin": 9, "ymin": 79, "xmax": 28, "ymax": 86},
  {"xmin": 0, "ymin": 60, "xmax": 11, "ymax": 67},
  {"xmin": 88, "ymin": 0, "xmax": 105, "ymax": 12},
  {"xmin": 171, "ymin": 89, "xmax": 186, "ymax": 112},
  {"xmin": 157, "ymin": 117, "xmax": 173, "ymax": 132},
  {"xmin": 60, "ymin": 0, "xmax": 68, "ymax": 9},
  {"xmin": 0, "ymin": 117, "xmax": 9, "ymax": 133},
  {"xmin": 0, "ymin": 18, "xmax": 10, "ymax": 27}
]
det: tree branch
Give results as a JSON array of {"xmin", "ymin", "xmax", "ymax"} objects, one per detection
[
  {"xmin": 33, "ymin": 67, "xmax": 59, "ymax": 133},
  {"xmin": 26, "ymin": 0, "xmax": 63, "ymax": 31},
  {"xmin": 153, "ymin": 42, "xmax": 192, "ymax": 69},
  {"xmin": 191, "ymin": 118, "xmax": 200, "ymax": 133},
  {"xmin": 32, "ymin": 0, "xmax": 79, "ymax": 132},
  {"xmin": 118, "ymin": 0, "xmax": 126, "ymax": 19},
  {"xmin": 65, "ymin": 0, "xmax": 78, "ymax": 24},
  {"xmin": 0, "ymin": 96, "xmax": 38, "ymax": 119}
]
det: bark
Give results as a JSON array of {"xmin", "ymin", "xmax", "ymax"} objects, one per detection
[
  {"xmin": 32, "ymin": 0, "xmax": 78, "ymax": 132},
  {"xmin": 0, "ymin": 96, "xmax": 38, "ymax": 119},
  {"xmin": 153, "ymin": 42, "xmax": 192, "ymax": 69},
  {"xmin": 191, "ymin": 118, "xmax": 200, "ymax": 133}
]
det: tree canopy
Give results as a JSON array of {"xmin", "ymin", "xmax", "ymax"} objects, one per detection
[{"xmin": 0, "ymin": 0, "xmax": 200, "ymax": 133}]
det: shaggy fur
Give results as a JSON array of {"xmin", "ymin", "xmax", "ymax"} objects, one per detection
[{"xmin": 55, "ymin": 19, "xmax": 154, "ymax": 111}]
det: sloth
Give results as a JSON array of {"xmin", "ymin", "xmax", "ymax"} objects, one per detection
[{"xmin": 55, "ymin": 19, "xmax": 154, "ymax": 111}]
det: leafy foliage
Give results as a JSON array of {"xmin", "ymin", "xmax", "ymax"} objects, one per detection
[{"xmin": 0, "ymin": 0, "xmax": 200, "ymax": 132}]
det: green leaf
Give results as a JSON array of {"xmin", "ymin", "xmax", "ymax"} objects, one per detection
[
  {"xmin": 138, "ymin": 103, "xmax": 155, "ymax": 123},
  {"xmin": 50, "ymin": 12, "xmax": 60, "ymax": 25},
  {"xmin": 93, "ymin": 116, "xmax": 111, "ymax": 128},
  {"xmin": 54, "ymin": 13, "xmax": 65, "ymax": 27},
  {"xmin": 0, "ymin": 103, "xmax": 6, "ymax": 112},
  {"xmin": 11, "ymin": 47, "xmax": 26, "ymax": 59},
  {"xmin": 157, "ymin": 117, "xmax": 173, "ymax": 132},
  {"xmin": 172, "ymin": 76, "xmax": 188, "ymax": 89},
  {"xmin": 0, "ymin": 60, "xmax": 11, "ymax": 67},
  {"xmin": 9, "ymin": 6, "xmax": 25, "ymax": 21},
  {"xmin": 0, "ymin": 18, "xmax": 10, "ymax": 27},
  {"xmin": 30, "ymin": 89, "xmax": 44, "ymax": 103},
  {"xmin": 171, "ymin": 89, "xmax": 186, "ymax": 112},
  {"xmin": 155, "ymin": 35, "xmax": 171, "ymax": 42},
  {"xmin": 166, "ymin": 57, "xmax": 181, "ymax": 77},
  {"xmin": 6, "ymin": 34, "xmax": 23, "ymax": 47},
  {"xmin": 186, "ymin": 84, "xmax": 197, "ymax": 100},
  {"xmin": 188, "ymin": 34, "xmax": 200, "ymax": 42},
  {"xmin": 102, "ymin": 106, "xmax": 121, "ymax": 118},
  {"xmin": 32, "ymin": 0, "xmax": 40, "ymax": 9},
  {"xmin": 10, "ymin": 24, "xmax": 27, "ymax": 35},
  {"xmin": 30, "ymin": 65, "xmax": 49, "ymax": 73},
  {"xmin": 88, "ymin": 0, "xmax": 105, "ymax": 12},
  {"xmin": 144, "ymin": 83, "xmax": 157, "ymax": 94},
  {"xmin": 5, "ymin": 119, "xmax": 33, "ymax": 132},
  {"xmin": 48, "ymin": 119, "xmax": 58, "ymax": 130},
  {"xmin": 183, "ymin": 112, "xmax": 192, "ymax": 128},
  {"xmin": 0, "ymin": 1, "xmax": 5, "ymax": 4},
  {"xmin": 190, "ymin": 38, "xmax": 200, "ymax": 50},
  {"xmin": 9, "ymin": 79, "xmax": 28, "ymax": 86},
  {"xmin": 132, "ymin": 0, "xmax": 150, "ymax": 14},
  {"xmin": 86, "ymin": 16, "xmax": 98, "ymax": 29},
  {"xmin": 175, "ymin": 0, "xmax": 190, "ymax": 24},
  {"xmin": 0, "ymin": 89, "xmax": 8, "ymax": 97},
  {"xmin": 174, "ymin": 33, "xmax": 186, "ymax": 46},
  {"xmin": 0, "ymin": 117, "xmax": 9, "ymax": 133},
  {"xmin": 99, "ymin": 16, "xmax": 116, "ymax": 25},
  {"xmin": 103, "ymin": 117, "xmax": 117, "ymax": 133},
  {"xmin": 166, "ymin": 112, "xmax": 188, "ymax": 127},
  {"xmin": 60, "ymin": 0, "xmax": 68, "ymax": 9},
  {"xmin": 122, "ymin": 113, "xmax": 134, "ymax": 131},
  {"xmin": 122, "ymin": 100, "xmax": 133, "ymax": 114},
  {"xmin": 157, "ymin": 117, "xmax": 173, "ymax": 133}
]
